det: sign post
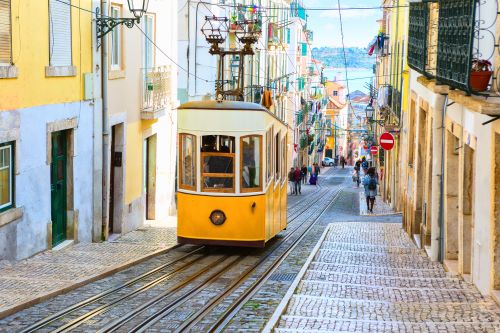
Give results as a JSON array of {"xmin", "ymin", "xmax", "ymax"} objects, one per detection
[{"xmin": 380, "ymin": 132, "xmax": 395, "ymax": 150}]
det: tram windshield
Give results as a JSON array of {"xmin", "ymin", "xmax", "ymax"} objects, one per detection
[{"xmin": 201, "ymin": 135, "xmax": 235, "ymax": 192}]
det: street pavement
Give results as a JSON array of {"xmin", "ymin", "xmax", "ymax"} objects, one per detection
[
  {"xmin": 0, "ymin": 224, "xmax": 177, "ymax": 319},
  {"xmin": 267, "ymin": 222, "xmax": 500, "ymax": 332}
]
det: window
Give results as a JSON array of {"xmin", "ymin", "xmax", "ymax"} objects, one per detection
[
  {"xmin": 333, "ymin": 90, "xmax": 338, "ymax": 96},
  {"xmin": 241, "ymin": 135, "xmax": 262, "ymax": 192},
  {"xmin": 201, "ymin": 135, "xmax": 235, "ymax": 192},
  {"xmin": 266, "ymin": 128, "xmax": 273, "ymax": 182},
  {"xmin": 110, "ymin": 5, "xmax": 121, "ymax": 69},
  {"xmin": 0, "ymin": 142, "xmax": 14, "ymax": 212},
  {"xmin": 281, "ymin": 136, "xmax": 286, "ymax": 181},
  {"xmin": 49, "ymin": 0, "xmax": 72, "ymax": 66},
  {"xmin": 0, "ymin": 0, "xmax": 11, "ymax": 65},
  {"xmin": 275, "ymin": 133, "xmax": 280, "ymax": 182},
  {"xmin": 179, "ymin": 134, "xmax": 196, "ymax": 190},
  {"xmin": 143, "ymin": 14, "xmax": 155, "ymax": 69}
]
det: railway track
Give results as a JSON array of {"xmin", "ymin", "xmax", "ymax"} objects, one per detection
[{"xmin": 18, "ymin": 167, "xmax": 342, "ymax": 333}]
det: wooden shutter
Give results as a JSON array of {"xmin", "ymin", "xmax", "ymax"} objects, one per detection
[
  {"xmin": 49, "ymin": 0, "xmax": 72, "ymax": 66},
  {"xmin": 0, "ymin": 0, "xmax": 11, "ymax": 64}
]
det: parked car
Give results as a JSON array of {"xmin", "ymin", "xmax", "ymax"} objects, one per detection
[{"xmin": 322, "ymin": 157, "xmax": 335, "ymax": 166}]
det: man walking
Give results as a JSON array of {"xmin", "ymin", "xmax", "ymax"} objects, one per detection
[
  {"xmin": 294, "ymin": 166, "xmax": 302, "ymax": 195},
  {"xmin": 362, "ymin": 167, "xmax": 378, "ymax": 213}
]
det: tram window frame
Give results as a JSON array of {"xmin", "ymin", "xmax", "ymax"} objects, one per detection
[
  {"xmin": 200, "ymin": 135, "xmax": 235, "ymax": 193},
  {"xmin": 281, "ymin": 136, "xmax": 286, "ymax": 183},
  {"xmin": 179, "ymin": 133, "xmax": 197, "ymax": 191},
  {"xmin": 274, "ymin": 132, "xmax": 280, "ymax": 183},
  {"xmin": 240, "ymin": 135, "xmax": 263, "ymax": 193}
]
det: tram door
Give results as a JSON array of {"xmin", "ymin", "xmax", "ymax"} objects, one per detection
[{"xmin": 144, "ymin": 134, "xmax": 157, "ymax": 220}]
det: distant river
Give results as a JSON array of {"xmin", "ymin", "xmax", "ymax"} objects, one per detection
[{"xmin": 323, "ymin": 68, "xmax": 374, "ymax": 95}]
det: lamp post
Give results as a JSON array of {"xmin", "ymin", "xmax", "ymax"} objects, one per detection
[{"xmin": 96, "ymin": 0, "xmax": 150, "ymax": 40}]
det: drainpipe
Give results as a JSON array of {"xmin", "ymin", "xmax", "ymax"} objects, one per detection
[
  {"xmin": 437, "ymin": 95, "xmax": 448, "ymax": 262},
  {"xmin": 101, "ymin": 0, "xmax": 110, "ymax": 240}
]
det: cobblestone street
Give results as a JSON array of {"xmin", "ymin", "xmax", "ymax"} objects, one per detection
[{"xmin": 267, "ymin": 222, "xmax": 500, "ymax": 332}]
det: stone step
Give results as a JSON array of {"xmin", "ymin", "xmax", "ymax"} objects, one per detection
[
  {"xmin": 314, "ymin": 250, "xmax": 441, "ymax": 269},
  {"xmin": 286, "ymin": 295, "xmax": 500, "ymax": 322},
  {"xmin": 303, "ymin": 271, "xmax": 467, "ymax": 289},
  {"xmin": 308, "ymin": 263, "xmax": 447, "ymax": 278},
  {"xmin": 297, "ymin": 281, "xmax": 486, "ymax": 303},
  {"xmin": 276, "ymin": 316, "xmax": 500, "ymax": 333}
]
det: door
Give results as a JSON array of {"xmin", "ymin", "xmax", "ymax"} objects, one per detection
[
  {"xmin": 145, "ymin": 134, "xmax": 157, "ymax": 220},
  {"xmin": 109, "ymin": 126, "xmax": 116, "ymax": 234},
  {"xmin": 51, "ymin": 130, "xmax": 67, "ymax": 247}
]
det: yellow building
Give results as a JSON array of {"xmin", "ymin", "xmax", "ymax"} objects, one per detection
[{"xmin": 0, "ymin": 0, "xmax": 95, "ymax": 259}]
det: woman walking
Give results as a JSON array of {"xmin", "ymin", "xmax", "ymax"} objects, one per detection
[{"xmin": 362, "ymin": 167, "xmax": 378, "ymax": 213}]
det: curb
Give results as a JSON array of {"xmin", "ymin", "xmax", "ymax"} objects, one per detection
[{"xmin": 0, "ymin": 244, "xmax": 178, "ymax": 320}]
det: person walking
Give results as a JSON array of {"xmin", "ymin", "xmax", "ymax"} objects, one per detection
[
  {"xmin": 340, "ymin": 156, "xmax": 345, "ymax": 169},
  {"xmin": 309, "ymin": 164, "xmax": 317, "ymax": 185},
  {"xmin": 361, "ymin": 157, "xmax": 369, "ymax": 175},
  {"xmin": 352, "ymin": 168, "xmax": 360, "ymax": 187},
  {"xmin": 301, "ymin": 165, "xmax": 308, "ymax": 184},
  {"xmin": 288, "ymin": 167, "xmax": 295, "ymax": 195},
  {"xmin": 362, "ymin": 167, "xmax": 378, "ymax": 213},
  {"xmin": 294, "ymin": 167, "xmax": 302, "ymax": 195}
]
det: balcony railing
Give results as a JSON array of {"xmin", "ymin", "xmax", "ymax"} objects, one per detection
[
  {"xmin": 407, "ymin": 2, "xmax": 428, "ymax": 74},
  {"xmin": 436, "ymin": 0, "xmax": 476, "ymax": 92},
  {"xmin": 291, "ymin": 1, "xmax": 307, "ymax": 20},
  {"xmin": 141, "ymin": 66, "xmax": 171, "ymax": 119}
]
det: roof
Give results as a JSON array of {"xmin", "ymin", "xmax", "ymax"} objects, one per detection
[
  {"xmin": 328, "ymin": 97, "xmax": 346, "ymax": 109},
  {"xmin": 178, "ymin": 100, "xmax": 268, "ymax": 111}
]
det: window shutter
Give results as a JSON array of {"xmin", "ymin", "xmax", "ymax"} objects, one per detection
[
  {"xmin": 0, "ymin": 0, "xmax": 11, "ymax": 64},
  {"xmin": 49, "ymin": 0, "xmax": 72, "ymax": 66}
]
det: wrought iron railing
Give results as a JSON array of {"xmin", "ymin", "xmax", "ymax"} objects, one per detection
[
  {"xmin": 141, "ymin": 66, "xmax": 171, "ymax": 113},
  {"xmin": 436, "ymin": 0, "xmax": 476, "ymax": 92},
  {"xmin": 408, "ymin": 2, "xmax": 429, "ymax": 74}
]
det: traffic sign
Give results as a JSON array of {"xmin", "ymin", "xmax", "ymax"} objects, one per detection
[
  {"xmin": 380, "ymin": 132, "xmax": 395, "ymax": 150},
  {"xmin": 370, "ymin": 145, "xmax": 378, "ymax": 155}
]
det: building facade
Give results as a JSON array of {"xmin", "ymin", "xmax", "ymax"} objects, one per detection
[
  {"xmin": 0, "ymin": 0, "xmax": 95, "ymax": 259},
  {"xmin": 376, "ymin": 0, "xmax": 500, "ymax": 297}
]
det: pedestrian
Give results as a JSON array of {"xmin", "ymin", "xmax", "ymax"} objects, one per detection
[
  {"xmin": 309, "ymin": 164, "xmax": 317, "ymax": 185},
  {"xmin": 362, "ymin": 167, "xmax": 378, "ymax": 213},
  {"xmin": 340, "ymin": 156, "xmax": 345, "ymax": 169},
  {"xmin": 294, "ymin": 166, "xmax": 302, "ymax": 195},
  {"xmin": 334, "ymin": 155, "xmax": 339, "ymax": 168},
  {"xmin": 354, "ymin": 159, "xmax": 361, "ymax": 173},
  {"xmin": 352, "ymin": 168, "xmax": 360, "ymax": 187},
  {"xmin": 361, "ymin": 157, "xmax": 369, "ymax": 175},
  {"xmin": 301, "ymin": 164, "xmax": 308, "ymax": 184},
  {"xmin": 288, "ymin": 167, "xmax": 295, "ymax": 195}
]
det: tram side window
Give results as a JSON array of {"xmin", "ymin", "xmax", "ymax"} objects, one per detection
[
  {"xmin": 266, "ymin": 128, "xmax": 273, "ymax": 182},
  {"xmin": 281, "ymin": 136, "xmax": 286, "ymax": 181},
  {"xmin": 201, "ymin": 135, "xmax": 235, "ymax": 192},
  {"xmin": 180, "ymin": 133, "xmax": 196, "ymax": 190},
  {"xmin": 275, "ymin": 133, "xmax": 280, "ymax": 182},
  {"xmin": 241, "ymin": 135, "xmax": 262, "ymax": 191}
]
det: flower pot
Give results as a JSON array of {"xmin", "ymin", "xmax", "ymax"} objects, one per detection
[
  {"xmin": 230, "ymin": 23, "xmax": 238, "ymax": 31},
  {"xmin": 469, "ymin": 71, "xmax": 492, "ymax": 92}
]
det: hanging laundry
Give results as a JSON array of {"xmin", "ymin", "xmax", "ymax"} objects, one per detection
[{"xmin": 262, "ymin": 90, "xmax": 273, "ymax": 108}]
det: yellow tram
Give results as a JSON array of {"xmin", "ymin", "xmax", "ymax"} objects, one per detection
[{"xmin": 177, "ymin": 100, "xmax": 288, "ymax": 247}]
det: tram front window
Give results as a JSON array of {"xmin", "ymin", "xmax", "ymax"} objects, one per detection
[
  {"xmin": 201, "ymin": 135, "xmax": 235, "ymax": 192},
  {"xmin": 241, "ymin": 135, "xmax": 262, "ymax": 191}
]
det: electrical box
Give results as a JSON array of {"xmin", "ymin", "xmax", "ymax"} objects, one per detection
[{"xmin": 84, "ymin": 73, "xmax": 93, "ymax": 100}]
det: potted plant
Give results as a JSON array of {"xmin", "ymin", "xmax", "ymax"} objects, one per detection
[
  {"xmin": 470, "ymin": 58, "xmax": 493, "ymax": 92},
  {"xmin": 229, "ymin": 13, "xmax": 238, "ymax": 31}
]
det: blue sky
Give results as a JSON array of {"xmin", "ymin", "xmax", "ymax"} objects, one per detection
[{"xmin": 303, "ymin": 0, "xmax": 382, "ymax": 48}]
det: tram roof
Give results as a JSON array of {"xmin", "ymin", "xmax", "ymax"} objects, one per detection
[{"xmin": 178, "ymin": 100, "xmax": 268, "ymax": 111}]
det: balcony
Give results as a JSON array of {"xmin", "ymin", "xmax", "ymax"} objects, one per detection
[
  {"xmin": 409, "ymin": 0, "xmax": 498, "ymax": 94},
  {"xmin": 305, "ymin": 30, "xmax": 313, "ymax": 43},
  {"xmin": 141, "ymin": 66, "xmax": 171, "ymax": 120},
  {"xmin": 291, "ymin": 1, "xmax": 307, "ymax": 21}
]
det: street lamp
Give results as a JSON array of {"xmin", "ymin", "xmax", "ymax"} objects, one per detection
[
  {"xmin": 96, "ymin": 0, "xmax": 150, "ymax": 40},
  {"xmin": 365, "ymin": 103, "xmax": 384, "ymax": 126}
]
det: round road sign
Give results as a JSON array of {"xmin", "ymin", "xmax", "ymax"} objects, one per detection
[
  {"xmin": 380, "ymin": 132, "xmax": 395, "ymax": 150},
  {"xmin": 370, "ymin": 145, "xmax": 378, "ymax": 155}
]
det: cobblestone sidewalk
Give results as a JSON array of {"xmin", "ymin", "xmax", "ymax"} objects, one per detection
[
  {"xmin": 359, "ymin": 192, "xmax": 401, "ymax": 216},
  {"xmin": 266, "ymin": 222, "xmax": 500, "ymax": 333},
  {"xmin": 0, "ymin": 224, "xmax": 177, "ymax": 319}
]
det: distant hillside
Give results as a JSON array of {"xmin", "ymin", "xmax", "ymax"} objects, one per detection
[{"xmin": 312, "ymin": 47, "xmax": 375, "ymax": 69}]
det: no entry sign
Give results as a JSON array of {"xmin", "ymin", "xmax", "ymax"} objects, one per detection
[
  {"xmin": 380, "ymin": 132, "xmax": 395, "ymax": 150},
  {"xmin": 370, "ymin": 145, "xmax": 378, "ymax": 155}
]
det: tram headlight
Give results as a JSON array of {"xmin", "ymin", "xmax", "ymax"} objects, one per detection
[{"xmin": 209, "ymin": 210, "xmax": 226, "ymax": 225}]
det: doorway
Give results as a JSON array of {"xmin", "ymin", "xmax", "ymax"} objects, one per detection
[
  {"xmin": 144, "ymin": 134, "xmax": 157, "ymax": 220},
  {"xmin": 460, "ymin": 144, "xmax": 474, "ymax": 275},
  {"xmin": 51, "ymin": 130, "xmax": 68, "ymax": 247},
  {"xmin": 444, "ymin": 130, "xmax": 460, "ymax": 262}
]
